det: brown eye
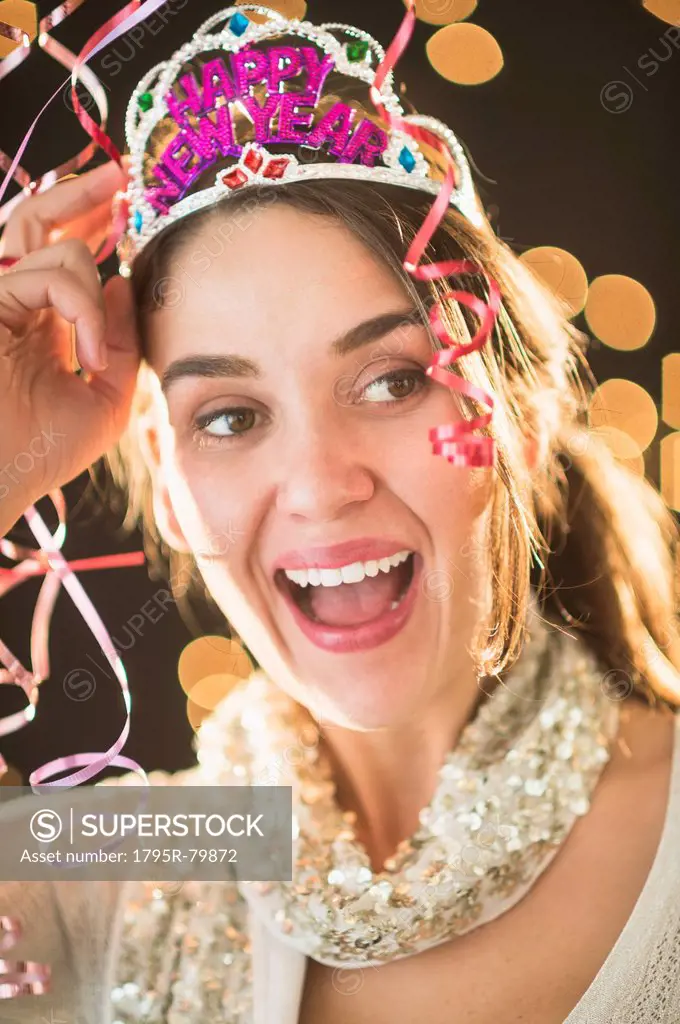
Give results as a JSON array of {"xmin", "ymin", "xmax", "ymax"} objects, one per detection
[
  {"xmin": 360, "ymin": 369, "xmax": 428, "ymax": 404},
  {"xmin": 196, "ymin": 407, "xmax": 258, "ymax": 439}
]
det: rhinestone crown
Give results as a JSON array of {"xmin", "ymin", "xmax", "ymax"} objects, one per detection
[{"xmin": 116, "ymin": 3, "xmax": 483, "ymax": 274}]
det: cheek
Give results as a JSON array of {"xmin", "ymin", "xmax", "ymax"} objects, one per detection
[{"xmin": 162, "ymin": 445, "xmax": 259, "ymax": 567}]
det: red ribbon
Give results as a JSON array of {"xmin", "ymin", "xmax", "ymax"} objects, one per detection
[{"xmin": 370, "ymin": 0, "xmax": 500, "ymax": 467}]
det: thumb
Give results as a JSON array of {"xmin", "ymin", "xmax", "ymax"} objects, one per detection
[{"xmin": 89, "ymin": 274, "xmax": 142, "ymax": 434}]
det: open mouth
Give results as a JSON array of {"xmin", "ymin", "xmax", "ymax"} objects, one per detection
[{"xmin": 275, "ymin": 551, "xmax": 416, "ymax": 629}]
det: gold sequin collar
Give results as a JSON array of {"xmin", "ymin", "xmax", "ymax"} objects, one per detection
[{"xmin": 196, "ymin": 603, "xmax": 620, "ymax": 968}]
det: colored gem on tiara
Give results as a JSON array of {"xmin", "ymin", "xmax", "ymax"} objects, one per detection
[
  {"xmin": 346, "ymin": 39, "xmax": 370, "ymax": 63},
  {"xmin": 221, "ymin": 167, "xmax": 248, "ymax": 189},
  {"xmin": 133, "ymin": 210, "xmax": 143, "ymax": 232},
  {"xmin": 228, "ymin": 12, "xmax": 249, "ymax": 36},
  {"xmin": 244, "ymin": 147, "xmax": 264, "ymax": 173},
  {"xmin": 399, "ymin": 146, "xmax": 416, "ymax": 173},
  {"xmin": 138, "ymin": 92, "xmax": 154, "ymax": 112},
  {"xmin": 262, "ymin": 156, "xmax": 291, "ymax": 180}
]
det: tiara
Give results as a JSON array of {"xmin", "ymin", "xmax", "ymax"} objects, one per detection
[{"xmin": 116, "ymin": 3, "xmax": 484, "ymax": 273}]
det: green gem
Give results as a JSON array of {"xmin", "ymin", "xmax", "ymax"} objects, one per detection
[
  {"xmin": 346, "ymin": 39, "xmax": 370, "ymax": 63},
  {"xmin": 138, "ymin": 92, "xmax": 154, "ymax": 112}
]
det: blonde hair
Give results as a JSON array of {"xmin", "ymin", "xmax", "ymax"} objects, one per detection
[{"xmin": 108, "ymin": 179, "xmax": 680, "ymax": 709}]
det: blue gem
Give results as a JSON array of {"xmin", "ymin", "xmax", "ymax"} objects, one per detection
[
  {"xmin": 398, "ymin": 146, "xmax": 416, "ymax": 173},
  {"xmin": 229, "ymin": 12, "xmax": 249, "ymax": 35},
  {"xmin": 134, "ymin": 210, "xmax": 143, "ymax": 232}
]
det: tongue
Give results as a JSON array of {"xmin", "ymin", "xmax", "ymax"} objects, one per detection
[{"xmin": 307, "ymin": 565, "xmax": 404, "ymax": 628}]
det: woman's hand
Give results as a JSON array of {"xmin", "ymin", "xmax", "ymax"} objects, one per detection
[{"xmin": 0, "ymin": 161, "xmax": 141, "ymax": 534}]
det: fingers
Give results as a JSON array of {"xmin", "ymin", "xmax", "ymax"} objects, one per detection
[
  {"xmin": 0, "ymin": 240, "xmax": 107, "ymax": 372},
  {"xmin": 86, "ymin": 274, "xmax": 141, "ymax": 436},
  {"xmin": 0, "ymin": 160, "xmax": 128, "ymax": 261}
]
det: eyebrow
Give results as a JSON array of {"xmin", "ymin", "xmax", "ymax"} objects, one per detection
[{"xmin": 160, "ymin": 307, "xmax": 423, "ymax": 394}]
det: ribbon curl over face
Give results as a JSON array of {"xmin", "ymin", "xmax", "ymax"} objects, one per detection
[{"xmin": 370, "ymin": 0, "xmax": 500, "ymax": 468}]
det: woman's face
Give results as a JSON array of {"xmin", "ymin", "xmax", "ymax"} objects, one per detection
[{"xmin": 142, "ymin": 201, "xmax": 494, "ymax": 729}]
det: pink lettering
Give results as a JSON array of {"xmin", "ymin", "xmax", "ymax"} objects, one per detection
[
  {"xmin": 201, "ymin": 57, "xmax": 236, "ymax": 109},
  {"xmin": 277, "ymin": 91, "xmax": 316, "ymax": 144},
  {"xmin": 231, "ymin": 47, "xmax": 269, "ymax": 95},
  {"xmin": 267, "ymin": 45, "xmax": 303, "ymax": 92},
  {"xmin": 340, "ymin": 118, "xmax": 389, "ymax": 166},
  {"xmin": 179, "ymin": 106, "xmax": 238, "ymax": 162},
  {"xmin": 241, "ymin": 93, "xmax": 281, "ymax": 142},
  {"xmin": 307, "ymin": 101, "xmax": 356, "ymax": 156}
]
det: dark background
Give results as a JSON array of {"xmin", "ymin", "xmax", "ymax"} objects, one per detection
[{"xmin": 0, "ymin": 0, "xmax": 678, "ymax": 781}]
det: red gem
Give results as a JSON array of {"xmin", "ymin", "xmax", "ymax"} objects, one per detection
[
  {"xmin": 262, "ymin": 157, "xmax": 290, "ymax": 180},
  {"xmin": 244, "ymin": 148, "xmax": 264, "ymax": 173},
  {"xmin": 221, "ymin": 168, "xmax": 248, "ymax": 189}
]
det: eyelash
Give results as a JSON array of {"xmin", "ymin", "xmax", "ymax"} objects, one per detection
[{"xmin": 192, "ymin": 367, "xmax": 430, "ymax": 446}]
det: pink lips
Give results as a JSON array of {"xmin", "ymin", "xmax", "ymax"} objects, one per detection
[{"xmin": 278, "ymin": 552, "xmax": 422, "ymax": 654}]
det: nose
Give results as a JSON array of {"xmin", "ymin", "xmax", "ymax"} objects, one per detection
[{"xmin": 274, "ymin": 420, "xmax": 376, "ymax": 521}]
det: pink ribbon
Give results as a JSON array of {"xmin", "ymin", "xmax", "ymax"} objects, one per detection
[
  {"xmin": 370, "ymin": 0, "xmax": 500, "ymax": 467},
  {"xmin": 0, "ymin": 0, "xmax": 170, "ymax": 228},
  {"xmin": 0, "ymin": 492, "xmax": 148, "ymax": 788},
  {"xmin": 0, "ymin": 3, "xmax": 176, "ymax": 798}
]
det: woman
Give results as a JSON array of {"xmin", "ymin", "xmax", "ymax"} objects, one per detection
[{"xmin": 1, "ymin": 5, "xmax": 680, "ymax": 1022}]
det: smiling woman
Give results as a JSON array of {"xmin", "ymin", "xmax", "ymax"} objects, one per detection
[{"xmin": 2, "ymin": 3, "xmax": 680, "ymax": 1024}]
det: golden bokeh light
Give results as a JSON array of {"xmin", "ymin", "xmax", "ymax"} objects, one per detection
[
  {"xmin": 404, "ymin": 0, "xmax": 477, "ymax": 26},
  {"xmin": 588, "ymin": 378, "xmax": 658, "ymax": 452},
  {"xmin": 642, "ymin": 0, "xmax": 680, "ymax": 25},
  {"xmin": 235, "ymin": 0, "xmax": 307, "ymax": 24},
  {"xmin": 519, "ymin": 247, "xmax": 589, "ymax": 317},
  {"xmin": 189, "ymin": 673, "xmax": 245, "ymax": 712},
  {"xmin": 186, "ymin": 697, "xmax": 212, "ymax": 732},
  {"xmin": 0, "ymin": 1, "xmax": 37, "ymax": 59},
  {"xmin": 178, "ymin": 636, "xmax": 252, "ymax": 696},
  {"xmin": 662, "ymin": 354, "xmax": 680, "ymax": 429},
  {"xmin": 590, "ymin": 425, "xmax": 645, "ymax": 476},
  {"xmin": 660, "ymin": 432, "xmax": 680, "ymax": 511},
  {"xmin": 584, "ymin": 275, "xmax": 656, "ymax": 351},
  {"xmin": 426, "ymin": 23, "xmax": 504, "ymax": 85}
]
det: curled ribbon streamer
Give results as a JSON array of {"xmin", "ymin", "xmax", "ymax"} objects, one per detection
[
  {"xmin": 0, "ymin": 917, "xmax": 51, "ymax": 999},
  {"xmin": 0, "ymin": 2, "xmax": 174, "ymax": 799},
  {"xmin": 0, "ymin": 0, "xmax": 94, "ymax": 215},
  {"xmin": 370, "ymin": 0, "xmax": 500, "ymax": 467},
  {"xmin": 0, "ymin": 0, "xmax": 171, "ymax": 233},
  {"xmin": 0, "ymin": 492, "xmax": 148, "ymax": 788}
]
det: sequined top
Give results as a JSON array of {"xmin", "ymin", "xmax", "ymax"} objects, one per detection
[{"xmin": 3, "ymin": 706, "xmax": 680, "ymax": 1022}]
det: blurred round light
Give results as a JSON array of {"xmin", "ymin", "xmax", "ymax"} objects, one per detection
[
  {"xmin": 189, "ymin": 673, "xmax": 244, "ymax": 711},
  {"xmin": 660, "ymin": 432, "xmax": 680, "ymax": 511},
  {"xmin": 584, "ymin": 275, "xmax": 656, "ymax": 350},
  {"xmin": 642, "ymin": 0, "xmax": 680, "ymax": 25},
  {"xmin": 590, "ymin": 425, "xmax": 645, "ymax": 476},
  {"xmin": 236, "ymin": 0, "xmax": 307, "ymax": 23},
  {"xmin": 662, "ymin": 354, "xmax": 680, "ymax": 429},
  {"xmin": 519, "ymin": 246, "xmax": 589, "ymax": 317},
  {"xmin": 426, "ymin": 23, "xmax": 504, "ymax": 85},
  {"xmin": 178, "ymin": 636, "xmax": 252, "ymax": 696},
  {"xmin": 404, "ymin": 0, "xmax": 478, "ymax": 25},
  {"xmin": 187, "ymin": 697, "xmax": 212, "ymax": 732},
  {"xmin": 588, "ymin": 378, "xmax": 658, "ymax": 452},
  {"xmin": 0, "ymin": 1, "xmax": 37, "ymax": 59}
]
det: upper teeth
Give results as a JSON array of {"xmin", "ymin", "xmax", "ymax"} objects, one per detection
[{"xmin": 284, "ymin": 549, "xmax": 412, "ymax": 588}]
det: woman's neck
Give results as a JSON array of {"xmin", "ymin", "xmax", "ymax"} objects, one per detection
[{"xmin": 318, "ymin": 664, "xmax": 495, "ymax": 872}]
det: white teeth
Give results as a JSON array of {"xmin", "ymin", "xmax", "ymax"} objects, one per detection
[{"xmin": 283, "ymin": 548, "xmax": 413, "ymax": 588}]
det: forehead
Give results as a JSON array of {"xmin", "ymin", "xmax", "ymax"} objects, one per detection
[{"xmin": 145, "ymin": 202, "xmax": 409, "ymax": 367}]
